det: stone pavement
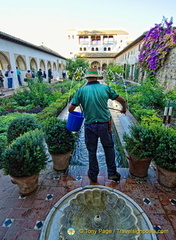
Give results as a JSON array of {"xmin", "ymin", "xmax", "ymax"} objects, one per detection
[{"xmin": 0, "ymin": 166, "xmax": 176, "ymax": 240}]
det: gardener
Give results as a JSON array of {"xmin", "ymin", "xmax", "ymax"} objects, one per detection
[{"xmin": 68, "ymin": 67, "xmax": 127, "ymax": 182}]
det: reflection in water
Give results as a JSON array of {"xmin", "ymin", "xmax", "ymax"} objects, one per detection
[{"xmin": 70, "ymin": 125, "xmax": 123, "ymax": 168}]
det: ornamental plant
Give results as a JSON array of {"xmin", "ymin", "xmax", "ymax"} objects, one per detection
[
  {"xmin": 2, "ymin": 129, "xmax": 48, "ymax": 177},
  {"xmin": 138, "ymin": 17, "xmax": 176, "ymax": 76},
  {"xmin": 43, "ymin": 117, "xmax": 76, "ymax": 155}
]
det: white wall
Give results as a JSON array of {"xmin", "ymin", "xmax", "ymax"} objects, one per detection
[{"xmin": 0, "ymin": 38, "xmax": 66, "ymax": 89}]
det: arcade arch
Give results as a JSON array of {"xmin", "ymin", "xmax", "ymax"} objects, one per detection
[
  {"xmin": 0, "ymin": 52, "xmax": 9, "ymax": 70},
  {"xmin": 91, "ymin": 61, "xmax": 100, "ymax": 69},
  {"xmin": 47, "ymin": 61, "xmax": 52, "ymax": 70},
  {"xmin": 53, "ymin": 63, "xmax": 57, "ymax": 71},
  {"xmin": 16, "ymin": 55, "xmax": 26, "ymax": 70},
  {"xmin": 102, "ymin": 63, "xmax": 107, "ymax": 70},
  {"xmin": 30, "ymin": 58, "xmax": 37, "ymax": 70},
  {"xmin": 40, "ymin": 59, "xmax": 45, "ymax": 70}
]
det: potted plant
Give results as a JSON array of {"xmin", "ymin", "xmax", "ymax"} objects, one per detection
[
  {"xmin": 43, "ymin": 117, "xmax": 76, "ymax": 171},
  {"xmin": 151, "ymin": 126, "xmax": 176, "ymax": 188},
  {"xmin": 2, "ymin": 129, "xmax": 48, "ymax": 195},
  {"xmin": 123, "ymin": 124, "xmax": 155, "ymax": 177}
]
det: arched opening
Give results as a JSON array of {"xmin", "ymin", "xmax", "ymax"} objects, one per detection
[
  {"xmin": 16, "ymin": 55, "xmax": 26, "ymax": 70},
  {"xmin": 102, "ymin": 63, "xmax": 107, "ymax": 71},
  {"xmin": 30, "ymin": 58, "xmax": 37, "ymax": 71},
  {"xmin": 0, "ymin": 52, "xmax": 9, "ymax": 70},
  {"xmin": 47, "ymin": 61, "xmax": 52, "ymax": 70},
  {"xmin": 40, "ymin": 60, "xmax": 45, "ymax": 71},
  {"xmin": 53, "ymin": 63, "xmax": 57, "ymax": 71},
  {"xmin": 91, "ymin": 61, "xmax": 100, "ymax": 69}
]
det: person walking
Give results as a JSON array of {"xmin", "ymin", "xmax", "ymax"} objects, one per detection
[
  {"xmin": 16, "ymin": 67, "xmax": 22, "ymax": 86},
  {"xmin": 68, "ymin": 67, "xmax": 127, "ymax": 183},
  {"xmin": 5, "ymin": 65, "xmax": 13, "ymax": 89}
]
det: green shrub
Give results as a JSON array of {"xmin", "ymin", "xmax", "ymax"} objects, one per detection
[
  {"xmin": 141, "ymin": 115, "xmax": 162, "ymax": 126},
  {"xmin": 130, "ymin": 104, "xmax": 157, "ymax": 122},
  {"xmin": 138, "ymin": 82, "xmax": 165, "ymax": 109},
  {"xmin": 2, "ymin": 129, "xmax": 48, "ymax": 177},
  {"xmin": 43, "ymin": 117, "xmax": 76, "ymax": 155},
  {"xmin": 123, "ymin": 124, "xmax": 155, "ymax": 160},
  {"xmin": 7, "ymin": 115, "xmax": 41, "ymax": 143},
  {"xmin": 150, "ymin": 126, "xmax": 176, "ymax": 171},
  {"xmin": 12, "ymin": 89, "xmax": 32, "ymax": 106}
]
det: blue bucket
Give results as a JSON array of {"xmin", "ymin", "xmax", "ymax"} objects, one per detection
[{"xmin": 66, "ymin": 111, "xmax": 84, "ymax": 131}]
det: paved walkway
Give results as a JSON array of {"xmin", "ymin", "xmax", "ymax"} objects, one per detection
[
  {"xmin": 0, "ymin": 87, "xmax": 176, "ymax": 240},
  {"xmin": 0, "ymin": 166, "xmax": 176, "ymax": 240}
]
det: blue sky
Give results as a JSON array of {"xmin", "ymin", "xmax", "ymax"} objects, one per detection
[{"xmin": 1, "ymin": 0, "xmax": 176, "ymax": 57}]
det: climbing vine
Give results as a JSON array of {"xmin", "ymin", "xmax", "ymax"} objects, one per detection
[{"xmin": 138, "ymin": 17, "xmax": 176, "ymax": 76}]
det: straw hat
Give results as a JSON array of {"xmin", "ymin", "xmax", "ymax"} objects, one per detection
[{"xmin": 85, "ymin": 67, "xmax": 101, "ymax": 78}]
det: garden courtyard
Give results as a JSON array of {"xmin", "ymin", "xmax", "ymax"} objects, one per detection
[{"xmin": 0, "ymin": 82, "xmax": 176, "ymax": 240}]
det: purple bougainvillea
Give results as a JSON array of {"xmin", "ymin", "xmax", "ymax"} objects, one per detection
[{"xmin": 138, "ymin": 17, "xmax": 176, "ymax": 75}]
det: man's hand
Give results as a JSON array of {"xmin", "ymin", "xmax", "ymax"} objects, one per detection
[
  {"xmin": 120, "ymin": 109, "xmax": 127, "ymax": 114},
  {"xmin": 115, "ymin": 96, "xmax": 127, "ymax": 114},
  {"xmin": 68, "ymin": 104, "xmax": 77, "ymax": 113}
]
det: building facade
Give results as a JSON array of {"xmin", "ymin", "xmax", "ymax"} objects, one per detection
[
  {"xmin": 114, "ymin": 34, "xmax": 176, "ymax": 90},
  {"xmin": 67, "ymin": 29, "xmax": 129, "ymax": 71},
  {"xmin": 0, "ymin": 31, "xmax": 67, "ymax": 89}
]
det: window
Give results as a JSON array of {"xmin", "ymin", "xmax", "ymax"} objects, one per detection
[
  {"xmin": 103, "ymin": 35, "xmax": 114, "ymax": 44},
  {"xmin": 108, "ymin": 47, "xmax": 111, "ymax": 51},
  {"xmin": 96, "ymin": 47, "xmax": 98, "ymax": 51},
  {"xmin": 92, "ymin": 47, "xmax": 94, "ymax": 51},
  {"xmin": 80, "ymin": 48, "xmax": 82, "ymax": 51},
  {"xmin": 84, "ymin": 47, "xmax": 86, "ymax": 51},
  {"xmin": 79, "ymin": 36, "xmax": 89, "ymax": 45},
  {"xmin": 91, "ymin": 35, "xmax": 101, "ymax": 45},
  {"xmin": 104, "ymin": 47, "xmax": 107, "ymax": 51}
]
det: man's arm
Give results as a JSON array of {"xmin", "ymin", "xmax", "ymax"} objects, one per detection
[
  {"xmin": 68, "ymin": 104, "xmax": 77, "ymax": 113},
  {"xmin": 115, "ymin": 96, "xmax": 127, "ymax": 114}
]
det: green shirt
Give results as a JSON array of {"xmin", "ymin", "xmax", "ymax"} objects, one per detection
[{"xmin": 71, "ymin": 81, "xmax": 119, "ymax": 124}]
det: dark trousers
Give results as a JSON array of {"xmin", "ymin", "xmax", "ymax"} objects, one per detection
[
  {"xmin": 17, "ymin": 75, "xmax": 22, "ymax": 86},
  {"xmin": 7, "ymin": 78, "xmax": 13, "ymax": 88},
  {"xmin": 84, "ymin": 122, "xmax": 117, "ymax": 177}
]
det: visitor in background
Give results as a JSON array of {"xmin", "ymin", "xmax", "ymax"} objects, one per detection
[
  {"xmin": 31, "ymin": 69, "xmax": 35, "ymax": 78},
  {"xmin": 68, "ymin": 67, "xmax": 127, "ymax": 183},
  {"xmin": 25, "ymin": 70, "xmax": 32, "ymax": 78},
  {"xmin": 16, "ymin": 67, "xmax": 22, "ymax": 86},
  {"xmin": 48, "ymin": 68, "xmax": 52, "ymax": 83},
  {"xmin": 37, "ymin": 69, "xmax": 43, "ymax": 82},
  {"xmin": 62, "ymin": 69, "xmax": 66, "ymax": 79},
  {"xmin": 0, "ymin": 70, "xmax": 5, "ymax": 95},
  {"xmin": 5, "ymin": 65, "xmax": 14, "ymax": 89},
  {"xmin": 43, "ymin": 71, "xmax": 46, "ymax": 79}
]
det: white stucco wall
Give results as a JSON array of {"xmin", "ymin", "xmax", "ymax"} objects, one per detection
[{"xmin": 0, "ymin": 38, "xmax": 66, "ymax": 89}]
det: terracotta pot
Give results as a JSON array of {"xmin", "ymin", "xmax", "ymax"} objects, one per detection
[
  {"xmin": 51, "ymin": 151, "xmax": 71, "ymax": 171},
  {"xmin": 11, "ymin": 174, "xmax": 39, "ymax": 195},
  {"xmin": 127, "ymin": 155, "xmax": 151, "ymax": 178},
  {"xmin": 156, "ymin": 165, "xmax": 176, "ymax": 188}
]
